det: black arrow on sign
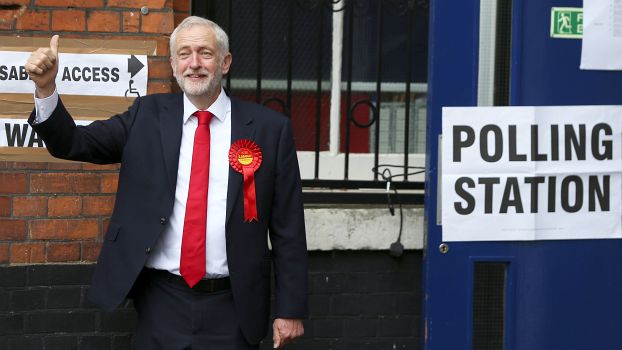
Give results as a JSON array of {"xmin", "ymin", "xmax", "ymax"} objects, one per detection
[{"xmin": 127, "ymin": 55, "xmax": 144, "ymax": 78}]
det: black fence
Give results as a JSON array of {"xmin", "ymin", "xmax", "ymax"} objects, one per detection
[{"xmin": 193, "ymin": 0, "xmax": 428, "ymax": 203}]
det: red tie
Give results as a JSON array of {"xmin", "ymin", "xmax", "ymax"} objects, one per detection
[{"xmin": 180, "ymin": 110, "xmax": 213, "ymax": 288}]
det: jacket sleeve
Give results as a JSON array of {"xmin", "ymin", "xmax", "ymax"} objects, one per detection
[
  {"xmin": 268, "ymin": 118, "xmax": 309, "ymax": 319},
  {"xmin": 28, "ymin": 97, "xmax": 140, "ymax": 164}
]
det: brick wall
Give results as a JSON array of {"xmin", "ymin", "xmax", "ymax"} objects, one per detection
[
  {"xmin": 0, "ymin": 162, "xmax": 120, "ymax": 265},
  {"xmin": 0, "ymin": 264, "xmax": 136, "ymax": 349},
  {"xmin": 1, "ymin": 251, "xmax": 422, "ymax": 349},
  {"xmin": 0, "ymin": 2, "xmax": 424, "ymax": 349},
  {"xmin": 0, "ymin": 0, "xmax": 191, "ymax": 263},
  {"xmin": 0, "ymin": 0, "xmax": 190, "ymax": 93},
  {"xmin": 0, "ymin": 0, "xmax": 190, "ymax": 344}
]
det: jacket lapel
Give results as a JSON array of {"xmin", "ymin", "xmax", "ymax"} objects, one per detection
[
  {"xmin": 226, "ymin": 98, "xmax": 256, "ymax": 227},
  {"xmin": 160, "ymin": 94, "xmax": 184, "ymax": 196}
]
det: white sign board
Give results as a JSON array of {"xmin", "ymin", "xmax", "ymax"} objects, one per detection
[
  {"xmin": 442, "ymin": 106, "xmax": 622, "ymax": 241},
  {"xmin": 0, "ymin": 51, "xmax": 148, "ymax": 97},
  {"xmin": 580, "ymin": 0, "xmax": 622, "ymax": 70},
  {"xmin": 1, "ymin": 118, "xmax": 93, "ymax": 148}
]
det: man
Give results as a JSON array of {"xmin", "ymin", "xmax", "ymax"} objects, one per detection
[{"xmin": 25, "ymin": 16, "xmax": 307, "ymax": 349}]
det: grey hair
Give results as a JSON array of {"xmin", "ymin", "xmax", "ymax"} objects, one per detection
[{"xmin": 169, "ymin": 16, "xmax": 230, "ymax": 58}]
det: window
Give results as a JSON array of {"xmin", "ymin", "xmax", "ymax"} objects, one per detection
[{"xmin": 194, "ymin": 0, "xmax": 428, "ymax": 192}]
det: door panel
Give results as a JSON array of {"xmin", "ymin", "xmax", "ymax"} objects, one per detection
[
  {"xmin": 512, "ymin": 0, "xmax": 622, "ymax": 105},
  {"xmin": 424, "ymin": 0, "xmax": 622, "ymax": 349}
]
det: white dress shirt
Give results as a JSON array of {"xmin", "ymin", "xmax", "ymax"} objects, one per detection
[{"xmin": 35, "ymin": 89, "xmax": 231, "ymax": 278}]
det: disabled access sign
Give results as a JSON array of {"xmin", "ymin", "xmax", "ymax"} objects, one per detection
[{"xmin": 0, "ymin": 51, "xmax": 148, "ymax": 98}]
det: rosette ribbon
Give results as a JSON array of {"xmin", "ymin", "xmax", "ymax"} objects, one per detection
[{"xmin": 229, "ymin": 139, "xmax": 263, "ymax": 222}]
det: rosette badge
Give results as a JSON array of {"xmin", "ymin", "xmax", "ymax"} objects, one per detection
[{"xmin": 229, "ymin": 139, "xmax": 263, "ymax": 222}]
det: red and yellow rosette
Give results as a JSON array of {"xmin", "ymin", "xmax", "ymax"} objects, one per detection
[{"xmin": 229, "ymin": 139, "xmax": 263, "ymax": 222}]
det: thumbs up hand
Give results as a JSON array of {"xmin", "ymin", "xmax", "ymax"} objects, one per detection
[{"xmin": 25, "ymin": 35, "xmax": 60, "ymax": 98}]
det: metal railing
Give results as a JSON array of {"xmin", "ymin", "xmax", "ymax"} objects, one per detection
[{"xmin": 194, "ymin": 0, "xmax": 428, "ymax": 203}]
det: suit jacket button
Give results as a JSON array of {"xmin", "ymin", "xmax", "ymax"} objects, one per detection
[
  {"xmin": 145, "ymin": 247, "xmax": 151, "ymax": 254},
  {"xmin": 160, "ymin": 217, "xmax": 167, "ymax": 224}
]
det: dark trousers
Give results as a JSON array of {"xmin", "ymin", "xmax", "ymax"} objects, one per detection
[{"xmin": 133, "ymin": 269, "xmax": 259, "ymax": 350}]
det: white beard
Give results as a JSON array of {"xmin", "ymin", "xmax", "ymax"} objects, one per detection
[{"xmin": 174, "ymin": 65, "xmax": 223, "ymax": 97}]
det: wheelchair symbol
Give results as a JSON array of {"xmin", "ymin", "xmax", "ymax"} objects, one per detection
[{"xmin": 125, "ymin": 79, "xmax": 141, "ymax": 98}]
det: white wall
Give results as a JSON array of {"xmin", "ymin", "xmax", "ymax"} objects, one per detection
[{"xmin": 304, "ymin": 207, "xmax": 424, "ymax": 250}]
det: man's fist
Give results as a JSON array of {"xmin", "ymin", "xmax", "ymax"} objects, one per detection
[{"xmin": 25, "ymin": 35, "xmax": 59, "ymax": 98}]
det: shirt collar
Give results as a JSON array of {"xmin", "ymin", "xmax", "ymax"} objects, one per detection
[{"xmin": 182, "ymin": 88, "xmax": 231, "ymax": 124}]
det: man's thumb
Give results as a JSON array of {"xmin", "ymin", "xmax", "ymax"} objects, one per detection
[
  {"xmin": 273, "ymin": 325, "xmax": 281, "ymax": 348},
  {"xmin": 50, "ymin": 35, "xmax": 59, "ymax": 56}
]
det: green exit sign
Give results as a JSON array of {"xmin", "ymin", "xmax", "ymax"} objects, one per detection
[{"xmin": 550, "ymin": 7, "xmax": 583, "ymax": 39}]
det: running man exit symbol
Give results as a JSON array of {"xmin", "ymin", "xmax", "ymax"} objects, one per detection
[{"xmin": 551, "ymin": 7, "xmax": 583, "ymax": 39}]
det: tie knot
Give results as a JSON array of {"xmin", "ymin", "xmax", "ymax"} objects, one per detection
[{"xmin": 194, "ymin": 111, "xmax": 213, "ymax": 125}]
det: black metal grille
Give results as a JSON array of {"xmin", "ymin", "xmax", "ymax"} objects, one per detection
[
  {"xmin": 494, "ymin": 0, "xmax": 512, "ymax": 106},
  {"xmin": 473, "ymin": 262, "xmax": 507, "ymax": 350},
  {"xmin": 193, "ymin": 0, "xmax": 428, "ymax": 203}
]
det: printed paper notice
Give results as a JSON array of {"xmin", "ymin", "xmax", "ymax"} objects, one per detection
[
  {"xmin": 580, "ymin": 0, "xmax": 622, "ymax": 70},
  {"xmin": 442, "ymin": 106, "xmax": 622, "ymax": 242},
  {"xmin": 0, "ymin": 51, "xmax": 148, "ymax": 97},
  {"xmin": 0, "ymin": 118, "xmax": 93, "ymax": 148}
]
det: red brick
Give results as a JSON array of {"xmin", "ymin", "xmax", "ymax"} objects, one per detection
[
  {"xmin": 30, "ymin": 219, "xmax": 99, "ymax": 240},
  {"xmin": 122, "ymin": 10, "xmax": 139, "ymax": 32},
  {"xmin": 82, "ymin": 163, "xmax": 120, "ymax": 171},
  {"xmin": 103, "ymin": 218, "xmax": 110, "ymax": 234},
  {"xmin": 82, "ymin": 196, "xmax": 115, "ymax": 216},
  {"xmin": 154, "ymin": 36, "xmax": 170, "ymax": 56},
  {"xmin": 10, "ymin": 243, "xmax": 46, "ymax": 264},
  {"xmin": 47, "ymin": 162, "xmax": 83, "ymax": 171},
  {"xmin": 35, "ymin": 0, "xmax": 104, "ymax": 7},
  {"xmin": 0, "ymin": 9, "xmax": 16, "ymax": 30},
  {"xmin": 30, "ymin": 173, "xmax": 100, "ymax": 194},
  {"xmin": 0, "ymin": 219, "xmax": 26, "ymax": 240},
  {"xmin": 174, "ymin": 12, "xmax": 187, "ymax": 27},
  {"xmin": 87, "ymin": 10, "xmax": 120, "ymax": 33},
  {"xmin": 52, "ymin": 9, "xmax": 86, "ymax": 32},
  {"xmin": 0, "ymin": 0, "xmax": 29, "ymax": 5},
  {"xmin": 0, "ymin": 173, "xmax": 27, "ymax": 194},
  {"xmin": 0, "ymin": 197, "xmax": 9, "ymax": 217},
  {"xmin": 16, "ymin": 10, "xmax": 50, "ymax": 31},
  {"xmin": 12, "ymin": 196, "xmax": 47, "ymax": 217},
  {"xmin": 148, "ymin": 58, "xmax": 172, "ymax": 79},
  {"xmin": 173, "ymin": 0, "xmax": 190, "ymax": 13},
  {"xmin": 170, "ymin": 81, "xmax": 181, "ymax": 93},
  {"xmin": 82, "ymin": 241, "xmax": 101, "ymax": 261},
  {"xmin": 83, "ymin": 33, "xmax": 159, "ymax": 42},
  {"xmin": 101, "ymin": 173, "xmax": 119, "ymax": 193},
  {"xmin": 0, "ymin": 243, "xmax": 8, "ymax": 264},
  {"xmin": 141, "ymin": 11, "xmax": 173, "ymax": 34},
  {"xmin": 108, "ymin": 0, "xmax": 168, "ymax": 8},
  {"xmin": 47, "ymin": 242, "xmax": 81, "ymax": 262},
  {"xmin": 48, "ymin": 196, "xmax": 82, "ymax": 217},
  {"xmin": 11, "ymin": 162, "xmax": 48, "ymax": 170},
  {"xmin": 148, "ymin": 81, "xmax": 173, "ymax": 94}
]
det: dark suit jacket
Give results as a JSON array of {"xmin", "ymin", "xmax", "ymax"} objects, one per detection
[{"xmin": 29, "ymin": 93, "xmax": 308, "ymax": 344}]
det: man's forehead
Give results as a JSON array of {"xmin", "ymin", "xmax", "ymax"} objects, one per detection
[{"xmin": 175, "ymin": 26, "xmax": 216, "ymax": 48}]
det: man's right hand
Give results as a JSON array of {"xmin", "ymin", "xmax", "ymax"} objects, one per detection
[{"xmin": 25, "ymin": 35, "xmax": 59, "ymax": 98}]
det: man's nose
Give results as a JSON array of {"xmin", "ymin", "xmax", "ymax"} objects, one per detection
[{"xmin": 189, "ymin": 53, "xmax": 201, "ymax": 68}]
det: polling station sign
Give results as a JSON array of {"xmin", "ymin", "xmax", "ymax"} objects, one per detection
[
  {"xmin": 0, "ymin": 51, "xmax": 147, "ymax": 97},
  {"xmin": 1, "ymin": 118, "xmax": 93, "ymax": 149},
  {"xmin": 441, "ymin": 106, "xmax": 622, "ymax": 241}
]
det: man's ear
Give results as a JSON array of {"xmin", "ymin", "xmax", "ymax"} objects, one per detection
[
  {"xmin": 169, "ymin": 56, "xmax": 175, "ymax": 74},
  {"xmin": 222, "ymin": 53, "xmax": 232, "ymax": 75}
]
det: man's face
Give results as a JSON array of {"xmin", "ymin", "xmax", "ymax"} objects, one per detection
[{"xmin": 170, "ymin": 25, "xmax": 231, "ymax": 98}]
